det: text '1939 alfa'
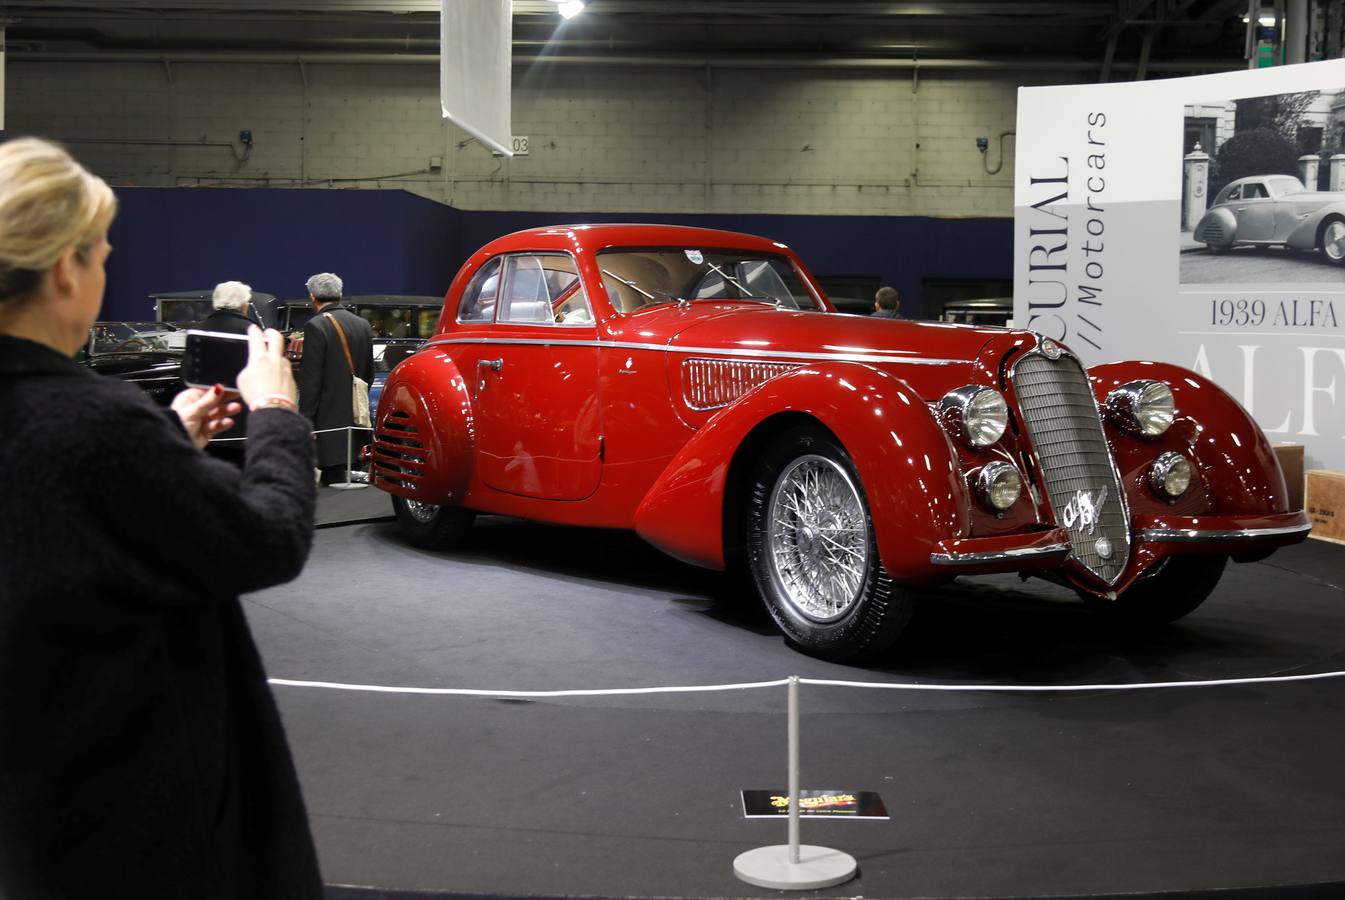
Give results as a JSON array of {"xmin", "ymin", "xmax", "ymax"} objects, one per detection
[{"xmin": 367, "ymin": 224, "xmax": 1309, "ymax": 662}]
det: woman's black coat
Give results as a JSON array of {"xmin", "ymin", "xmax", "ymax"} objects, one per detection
[
  {"xmin": 296, "ymin": 304, "xmax": 374, "ymax": 469},
  {"xmin": 0, "ymin": 335, "xmax": 322, "ymax": 899}
]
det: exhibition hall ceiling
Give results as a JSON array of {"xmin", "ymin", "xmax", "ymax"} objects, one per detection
[{"xmin": 4, "ymin": 0, "xmax": 1255, "ymax": 77}]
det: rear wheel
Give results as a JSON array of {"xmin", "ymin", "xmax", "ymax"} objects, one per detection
[
  {"xmin": 1318, "ymin": 216, "xmax": 1345, "ymax": 265},
  {"xmin": 392, "ymin": 496, "xmax": 475, "ymax": 550},
  {"xmin": 1099, "ymin": 555, "xmax": 1227, "ymax": 628},
  {"xmin": 745, "ymin": 426, "xmax": 914, "ymax": 662}
]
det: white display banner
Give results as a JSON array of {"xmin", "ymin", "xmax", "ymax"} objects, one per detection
[
  {"xmin": 440, "ymin": 0, "xmax": 513, "ymax": 157},
  {"xmin": 1015, "ymin": 59, "xmax": 1345, "ymax": 471}
]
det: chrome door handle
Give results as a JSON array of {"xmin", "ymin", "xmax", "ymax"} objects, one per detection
[{"xmin": 478, "ymin": 358, "xmax": 503, "ymax": 373}]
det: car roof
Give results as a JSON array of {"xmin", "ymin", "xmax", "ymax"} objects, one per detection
[{"xmin": 478, "ymin": 223, "xmax": 794, "ymax": 257}]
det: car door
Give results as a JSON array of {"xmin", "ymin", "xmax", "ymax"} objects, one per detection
[
  {"xmin": 475, "ymin": 252, "xmax": 603, "ymax": 501},
  {"xmin": 1232, "ymin": 180, "xmax": 1276, "ymax": 241}
]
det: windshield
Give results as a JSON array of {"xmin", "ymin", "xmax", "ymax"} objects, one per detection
[
  {"xmin": 87, "ymin": 322, "xmax": 183, "ymax": 355},
  {"xmin": 596, "ymin": 248, "xmax": 822, "ymax": 313}
]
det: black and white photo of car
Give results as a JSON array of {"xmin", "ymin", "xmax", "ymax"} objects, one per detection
[{"xmin": 1194, "ymin": 174, "xmax": 1345, "ymax": 265}]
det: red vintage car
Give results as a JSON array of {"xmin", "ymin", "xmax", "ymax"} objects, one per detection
[{"xmin": 369, "ymin": 224, "xmax": 1310, "ymax": 662}]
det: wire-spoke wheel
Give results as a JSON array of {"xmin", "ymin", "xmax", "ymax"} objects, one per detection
[
  {"xmin": 746, "ymin": 425, "xmax": 914, "ymax": 661},
  {"xmin": 392, "ymin": 495, "xmax": 476, "ymax": 549},
  {"xmin": 1319, "ymin": 217, "xmax": 1345, "ymax": 266}
]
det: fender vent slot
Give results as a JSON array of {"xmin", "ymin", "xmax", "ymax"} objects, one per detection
[
  {"xmin": 682, "ymin": 358, "xmax": 799, "ymax": 411},
  {"xmin": 374, "ymin": 409, "xmax": 428, "ymax": 484}
]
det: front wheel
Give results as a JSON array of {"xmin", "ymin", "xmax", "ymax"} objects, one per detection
[
  {"xmin": 391, "ymin": 495, "xmax": 475, "ymax": 550},
  {"xmin": 745, "ymin": 426, "xmax": 914, "ymax": 662},
  {"xmin": 1098, "ymin": 555, "xmax": 1227, "ymax": 628},
  {"xmin": 1318, "ymin": 216, "xmax": 1345, "ymax": 266}
]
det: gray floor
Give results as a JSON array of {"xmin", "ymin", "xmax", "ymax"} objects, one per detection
[{"xmin": 249, "ymin": 486, "xmax": 1345, "ymax": 899}]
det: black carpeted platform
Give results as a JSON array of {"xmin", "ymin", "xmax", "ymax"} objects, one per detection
[{"xmin": 248, "ymin": 487, "xmax": 1345, "ymax": 899}]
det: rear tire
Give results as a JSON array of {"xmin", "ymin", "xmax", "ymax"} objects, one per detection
[
  {"xmin": 1099, "ymin": 555, "xmax": 1227, "ymax": 628},
  {"xmin": 1318, "ymin": 216, "xmax": 1345, "ymax": 266},
  {"xmin": 391, "ymin": 496, "xmax": 475, "ymax": 550},
  {"xmin": 745, "ymin": 425, "xmax": 914, "ymax": 662}
]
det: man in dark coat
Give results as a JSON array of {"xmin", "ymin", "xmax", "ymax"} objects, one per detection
[
  {"xmin": 297, "ymin": 272, "xmax": 374, "ymax": 485},
  {"xmin": 200, "ymin": 280, "xmax": 259, "ymax": 465}
]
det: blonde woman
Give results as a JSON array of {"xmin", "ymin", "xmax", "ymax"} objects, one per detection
[{"xmin": 0, "ymin": 138, "xmax": 322, "ymax": 898}]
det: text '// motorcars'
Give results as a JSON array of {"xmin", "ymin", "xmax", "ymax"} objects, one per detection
[{"xmin": 368, "ymin": 224, "xmax": 1310, "ymax": 662}]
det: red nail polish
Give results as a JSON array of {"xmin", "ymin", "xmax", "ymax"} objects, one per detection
[{"xmin": 213, "ymin": 384, "xmax": 223, "ymax": 395}]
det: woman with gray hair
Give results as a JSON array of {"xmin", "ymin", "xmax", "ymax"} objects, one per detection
[
  {"xmin": 0, "ymin": 138, "xmax": 322, "ymax": 898},
  {"xmin": 200, "ymin": 280, "xmax": 259, "ymax": 464}
]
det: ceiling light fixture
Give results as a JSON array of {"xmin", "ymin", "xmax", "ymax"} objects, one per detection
[{"xmin": 556, "ymin": 0, "xmax": 585, "ymax": 19}]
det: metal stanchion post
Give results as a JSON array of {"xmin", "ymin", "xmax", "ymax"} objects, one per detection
[
  {"xmin": 329, "ymin": 426, "xmax": 369, "ymax": 491},
  {"xmin": 733, "ymin": 677, "xmax": 857, "ymax": 889}
]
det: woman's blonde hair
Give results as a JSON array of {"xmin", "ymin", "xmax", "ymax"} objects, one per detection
[{"xmin": 0, "ymin": 137, "xmax": 117, "ymax": 303}]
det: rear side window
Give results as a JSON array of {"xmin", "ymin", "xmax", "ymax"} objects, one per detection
[{"xmin": 457, "ymin": 257, "xmax": 502, "ymax": 323}]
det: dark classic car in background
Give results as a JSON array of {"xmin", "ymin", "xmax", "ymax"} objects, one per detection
[
  {"xmin": 85, "ymin": 293, "xmax": 429, "ymax": 417},
  {"xmin": 1193, "ymin": 174, "xmax": 1345, "ymax": 264},
  {"xmin": 369, "ymin": 224, "xmax": 1310, "ymax": 662}
]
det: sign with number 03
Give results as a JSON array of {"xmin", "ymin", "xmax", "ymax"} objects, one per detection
[{"xmin": 511, "ymin": 136, "xmax": 530, "ymax": 156}]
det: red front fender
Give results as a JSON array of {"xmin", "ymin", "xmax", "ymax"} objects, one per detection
[{"xmin": 633, "ymin": 363, "xmax": 971, "ymax": 576}]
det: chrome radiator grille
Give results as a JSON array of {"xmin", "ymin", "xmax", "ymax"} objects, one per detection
[
  {"xmin": 1011, "ymin": 352, "xmax": 1130, "ymax": 583},
  {"xmin": 682, "ymin": 358, "xmax": 799, "ymax": 411}
]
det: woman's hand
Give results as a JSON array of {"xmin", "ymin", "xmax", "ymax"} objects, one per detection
[
  {"xmin": 236, "ymin": 326, "xmax": 299, "ymax": 410},
  {"xmin": 172, "ymin": 385, "xmax": 243, "ymax": 450}
]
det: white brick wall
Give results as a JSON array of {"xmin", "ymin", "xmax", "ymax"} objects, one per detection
[{"xmin": 6, "ymin": 60, "xmax": 1066, "ymax": 217}]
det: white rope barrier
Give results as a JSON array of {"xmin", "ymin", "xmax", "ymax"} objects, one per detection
[
  {"xmin": 268, "ymin": 668, "xmax": 1345, "ymax": 697},
  {"xmin": 267, "ymin": 667, "xmax": 1345, "ymax": 890},
  {"xmin": 267, "ymin": 677, "xmax": 793, "ymax": 697}
]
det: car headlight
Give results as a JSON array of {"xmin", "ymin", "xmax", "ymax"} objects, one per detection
[
  {"xmin": 1149, "ymin": 452, "xmax": 1192, "ymax": 499},
  {"xmin": 977, "ymin": 461, "xmax": 1022, "ymax": 512},
  {"xmin": 1105, "ymin": 380, "xmax": 1175, "ymax": 438},
  {"xmin": 939, "ymin": 386, "xmax": 1009, "ymax": 448}
]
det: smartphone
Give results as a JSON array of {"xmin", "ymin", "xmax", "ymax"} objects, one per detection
[{"xmin": 182, "ymin": 330, "xmax": 250, "ymax": 390}]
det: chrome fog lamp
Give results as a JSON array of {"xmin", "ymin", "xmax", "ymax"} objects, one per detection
[
  {"xmin": 1149, "ymin": 452, "xmax": 1192, "ymax": 499},
  {"xmin": 940, "ymin": 385, "xmax": 1009, "ymax": 448},
  {"xmin": 977, "ymin": 461, "xmax": 1022, "ymax": 512},
  {"xmin": 1105, "ymin": 380, "xmax": 1175, "ymax": 438}
]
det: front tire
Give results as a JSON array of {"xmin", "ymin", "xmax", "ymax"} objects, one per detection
[
  {"xmin": 745, "ymin": 426, "xmax": 914, "ymax": 662},
  {"xmin": 1099, "ymin": 555, "xmax": 1227, "ymax": 628},
  {"xmin": 392, "ymin": 495, "xmax": 475, "ymax": 550},
  {"xmin": 1318, "ymin": 216, "xmax": 1345, "ymax": 266}
]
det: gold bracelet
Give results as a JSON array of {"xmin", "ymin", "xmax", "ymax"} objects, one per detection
[{"xmin": 250, "ymin": 394, "xmax": 298, "ymax": 413}]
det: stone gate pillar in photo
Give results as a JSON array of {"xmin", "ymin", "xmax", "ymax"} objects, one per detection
[
  {"xmin": 1183, "ymin": 146, "xmax": 1210, "ymax": 231},
  {"xmin": 1299, "ymin": 154, "xmax": 1321, "ymax": 191},
  {"xmin": 1330, "ymin": 154, "xmax": 1345, "ymax": 192}
]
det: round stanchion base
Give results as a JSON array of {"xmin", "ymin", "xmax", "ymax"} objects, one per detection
[
  {"xmin": 733, "ymin": 844, "xmax": 857, "ymax": 890},
  {"xmin": 328, "ymin": 482, "xmax": 369, "ymax": 491}
]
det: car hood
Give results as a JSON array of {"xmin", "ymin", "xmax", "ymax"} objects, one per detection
[{"xmin": 645, "ymin": 303, "xmax": 1025, "ymax": 396}]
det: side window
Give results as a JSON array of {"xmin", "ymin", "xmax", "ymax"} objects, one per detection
[
  {"xmin": 499, "ymin": 254, "xmax": 594, "ymax": 326},
  {"xmin": 1225, "ymin": 185, "xmax": 1241, "ymax": 202},
  {"xmin": 458, "ymin": 257, "xmax": 502, "ymax": 323},
  {"xmin": 1245, "ymin": 183, "xmax": 1268, "ymax": 199}
]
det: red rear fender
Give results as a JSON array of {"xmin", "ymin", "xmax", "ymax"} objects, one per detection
[{"xmin": 370, "ymin": 350, "xmax": 475, "ymax": 504}]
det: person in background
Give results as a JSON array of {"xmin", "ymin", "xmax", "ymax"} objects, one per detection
[
  {"xmin": 298, "ymin": 272, "xmax": 374, "ymax": 485},
  {"xmin": 0, "ymin": 137, "xmax": 323, "ymax": 899},
  {"xmin": 872, "ymin": 285, "xmax": 903, "ymax": 319},
  {"xmin": 200, "ymin": 280, "xmax": 257, "ymax": 465},
  {"xmin": 201, "ymin": 279, "xmax": 255, "ymax": 335}
]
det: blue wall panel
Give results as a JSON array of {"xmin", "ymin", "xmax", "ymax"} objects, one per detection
[
  {"xmin": 102, "ymin": 187, "xmax": 462, "ymax": 321},
  {"xmin": 101, "ymin": 188, "xmax": 1009, "ymax": 322}
]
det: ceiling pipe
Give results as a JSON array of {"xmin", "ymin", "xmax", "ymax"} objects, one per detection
[{"xmin": 10, "ymin": 49, "xmax": 1244, "ymax": 73}]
